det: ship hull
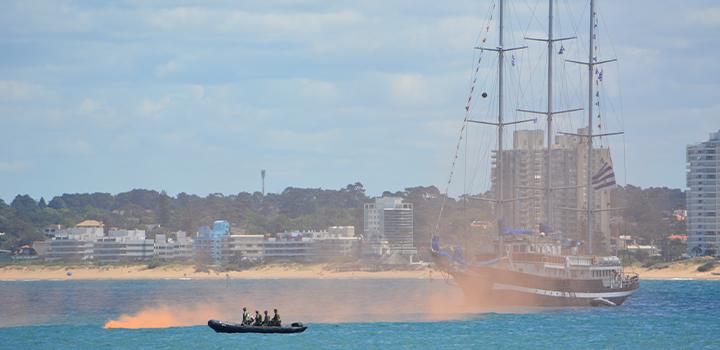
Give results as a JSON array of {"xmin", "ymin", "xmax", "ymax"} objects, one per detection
[{"xmin": 450, "ymin": 266, "xmax": 638, "ymax": 307}]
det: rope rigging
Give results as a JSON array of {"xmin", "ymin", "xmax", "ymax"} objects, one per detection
[{"xmin": 433, "ymin": 1, "xmax": 497, "ymax": 239}]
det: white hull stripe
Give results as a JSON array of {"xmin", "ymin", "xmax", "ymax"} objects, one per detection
[{"xmin": 493, "ymin": 283, "xmax": 636, "ymax": 299}]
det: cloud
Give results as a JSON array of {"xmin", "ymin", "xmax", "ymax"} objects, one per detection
[
  {"xmin": 52, "ymin": 139, "xmax": 92, "ymax": 156},
  {"xmin": 387, "ymin": 73, "xmax": 429, "ymax": 105},
  {"xmin": 0, "ymin": 80, "xmax": 49, "ymax": 101},
  {"xmin": 0, "ymin": 161, "xmax": 31, "ymax": 173},
  {"xmin": 137, "ymin": 98, "xmax": 171, "ymax": 116},
  {"xmin": 154, "ymin": 60, "xmax": 178, "ymax": 78},
  {"xmin": 686, "ymin": 6, "xmax": 720, "ymax": 27},
  {"xmin": 297, "ymin": 79, "xmax": 339, "ymax": 102},
  {"xmin": 265, "ymin": 129, "xmax": 343, "ymax": 154},
  {"xmin": 79, "ymin": 98, "xmax": 102, "ymax": 114},
  {"xmin": 144, "ymin": 7, "xmax": 365, "ymax": 37}
]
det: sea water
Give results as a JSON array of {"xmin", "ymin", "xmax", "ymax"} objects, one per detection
[{"xmin": 0, "ymin": 279, "xmax": 718, "ymax": 349}]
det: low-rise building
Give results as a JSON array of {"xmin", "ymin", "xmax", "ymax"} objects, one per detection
[
  {"xmin": 43, "ymin": 225, "xmax": 64, "ymax": 239},
  {"xmin": 221, "ymin": 235, "xmax": 265, "ymax": 263},
  {"xmin": 94, "ymin": 238, "xmax": 154, "ymax": 264},
  {"xmin": 93, "ymin": 230, "xmax": 154, "ymax": 264},
  {"xmin": 155, "ymin": 232, "xmax": 193, "ymax": 261},
  {"xmin": 57, "ymin": 220, "xmax": 105, "ymax": 241},
  {"xmin": 33, "ymin": 238, "xmax": 94, "ymax": 262},
  {"xmin": 263, "ymin": 236, "xmax": 317, "ymax": 262}
]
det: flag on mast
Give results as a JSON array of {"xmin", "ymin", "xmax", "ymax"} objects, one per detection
[{"xmin": 592, "ymin": 161, "xmax": 616, "ymax": 190}]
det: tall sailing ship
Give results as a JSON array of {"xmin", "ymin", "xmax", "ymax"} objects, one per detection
[{"xmin": 431, "ymin": 0, "xmax": 639, "ymax": 307}]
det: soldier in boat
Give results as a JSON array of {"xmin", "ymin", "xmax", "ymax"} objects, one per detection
[
  {"xmin": 241, "ymin": 307, "xmax": 251, "ymax": 325},
  {"xmin": 253, "ymin": 310, "xmax": 263, "ymax": 326},
  {"xmin": 262, "ymin": 310, "xmax": 271, "ymax": 326},
  {"xmin": 270, "ymin": 309, "xmax": 281, "ymax": 327}
]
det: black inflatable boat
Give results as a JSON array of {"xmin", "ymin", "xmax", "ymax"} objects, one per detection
[{"xmin": 208, "ymin": 320, "xmax": 307, "ymax": 334}]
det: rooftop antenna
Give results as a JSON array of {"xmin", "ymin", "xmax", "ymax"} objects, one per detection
[{"xmin": 261, "ymin": 169, "xmax": 266, "ymax": 196}]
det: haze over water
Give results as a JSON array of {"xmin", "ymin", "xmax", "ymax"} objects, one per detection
[{"xmin": 1, "ymin": 279, "xmax": 718, "ymax": 349}]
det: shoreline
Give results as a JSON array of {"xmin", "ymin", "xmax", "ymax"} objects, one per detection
[
  {"xmin": 0, "ymin": 263, "xmax": 435, "ymax": 281},
  {"xmin": 1, "ymin": 259, "xmax": 719, "ymax": 281},
  {"xmin": 628, "ymin": 257, "xmax": 720, "ymax": 281}
]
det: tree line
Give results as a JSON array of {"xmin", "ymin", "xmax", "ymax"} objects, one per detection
[{"xmin": 0, "ymin": 183, "xmax": 685, "ymax": 252}]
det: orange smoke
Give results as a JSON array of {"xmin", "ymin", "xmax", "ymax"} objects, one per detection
[
  {"xmin": 104, "ymin": 304, "xmax": 222, "ymax": 329},
  {"xmin": 102, "ymin": 280, "xmax": 522, "ymax": 329}
]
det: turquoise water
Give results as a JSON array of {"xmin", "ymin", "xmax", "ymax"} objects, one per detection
[{"xmin": 0, "ymin": 279, "xmax": 718, "ymax": 349}]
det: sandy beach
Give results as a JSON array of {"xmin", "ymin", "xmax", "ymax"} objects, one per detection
[
  {"xmin": 629, "ymin": 257, "xmax": 720, "ymax": 280},
  {"xmin": 0, "ymin": 263, "xmax": 434, "ymax": 281},
  {"xmin": 1, "ymin": 258, "xmax": 718, "ymax": 281}
]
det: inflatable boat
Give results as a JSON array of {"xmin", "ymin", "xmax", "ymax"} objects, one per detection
[{"xmin": 207, "ymin": 320, "xmax": 307, "ymax": 334}]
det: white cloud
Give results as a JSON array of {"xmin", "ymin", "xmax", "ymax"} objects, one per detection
[
  {"xmin": 79, "ymin": 98, "xmax": 102, "ymax": 114},
  {"xmin": 265, "ymin": 129, "xmax": 343, "ymax": 154},
  {"xmin": 137, "ymin": 98, "xmax": 171, "ymax": 116},
  {"xmin": 0, "ymin": 161, "xmax": 31, "ymax": 173},
  {"xmin": 52, "ymin": 139, "xmax": 92, "ymax": 156},
  {"xmin": 686, "ymin": 7, "xmax": 720, "ymax": 27},
  {"xmin": 297, "ymin": 79, "xmax": 339, "ymax": 102},
  {"xmin": 144, "ymin": 7, "xmax": 365, "ymax": 37},
  {"xmin": 387, "ymin": 73, "xmax": 429, "ymax": 105},
  {"xmin": 0, "ymin": 80, "xmax": 49, "ymax": 101},
  {"xmin": 154, "ymin": 60, "xmax": 178, "ymax": 77}
]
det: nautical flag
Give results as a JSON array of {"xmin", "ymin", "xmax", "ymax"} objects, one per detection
[{"xmin": 592, "ymin": 161, "xmax": 616, "ymax": 190}]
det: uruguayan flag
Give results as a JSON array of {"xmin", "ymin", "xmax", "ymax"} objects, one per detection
[{"xmin": 592, "ymin": 161, "xmax": 616, "ymax": 190}]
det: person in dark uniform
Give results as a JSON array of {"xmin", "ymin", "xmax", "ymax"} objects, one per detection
[
  {"xmin": 253, "ymin": 310, "xmax": 263, "ymax": 326},
  {"xmin": 270, "ymin": 309, "xmax": 281, "ymax": 327},
  {"xmin": 262, "ymin": 310, "xmax": 271, "ymax": 326}
]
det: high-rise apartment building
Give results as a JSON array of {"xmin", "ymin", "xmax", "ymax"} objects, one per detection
[
  {"xmin": 687, "ymin": 130, "xmax": 720, "ymax": 256},
  {"xmin": 492, "ymin": 128, "xmax": 616, "ymax": 252},
  {"xmin": 363, "ymin": 197, "xmax": 415, "ymax": 257}
]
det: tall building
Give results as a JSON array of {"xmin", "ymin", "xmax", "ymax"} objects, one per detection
[
  {"xmin": 687, "ymin": 130, "xmax": 720, "ymax": 256},
  {"xmin": 194, "ymin": 220, "xmax": 231, "ymax": 264},
  {"xmin": 492, "ymin": 128, "xmax": 616, "ymax": 252},
  {"xmin": 363, "ymin": 197, "xmax": 415, "ymax": 257}
]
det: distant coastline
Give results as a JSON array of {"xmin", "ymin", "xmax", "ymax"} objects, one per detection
[
  {"xmin": 0, "ymin": 263, "xmax": 434, "ymax": 281},
  {"xmin": 629, "ymin": 257, "xmax": 720, "ymax": 281},
  {"xmin": 1, "ymin": 259, "xmax": 719, "ymax": 281}
]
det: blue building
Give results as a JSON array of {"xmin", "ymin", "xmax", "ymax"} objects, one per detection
[{"xmin": 194, "ymin": 220, "xmax": 230, "ymax": 264}]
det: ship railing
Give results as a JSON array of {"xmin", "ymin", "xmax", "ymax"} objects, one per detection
[{"xmin": 620, "ymin": 272, "xmax": 639, "ymax": 288}]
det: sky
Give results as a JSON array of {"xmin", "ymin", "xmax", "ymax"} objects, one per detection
[{"xmin": 0, "ymin": 0, "xmax": 718, "ymax": 202}]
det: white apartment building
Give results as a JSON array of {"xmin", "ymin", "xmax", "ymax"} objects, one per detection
[
  {"xmin": 155, "ymin": 232, "xmax": 193, "ymax": 260},
  {"xmin": 220, "ymin": 234, "xmax": 265, "ymax": 263},
  {"xmin": 32, "ymin": 239, "xmax": 94, "ymax": 262},
  {"xmin": 687, "ymin": 130, "xmax": 720, "ymax": 255},
  {"xmin": 56, "ymin": 220, "xmax": 105, "ymax": 241},
  {"xmin": 363, "ymin": 197, "xmax": 415, "ymax": 257},
  {"xmin": 94, "ymin": 229, "xmax": 153, "ymax": 264},
  {"xmin": 296, "ymin": 226, "xmax": 360, "ymax": 260}
]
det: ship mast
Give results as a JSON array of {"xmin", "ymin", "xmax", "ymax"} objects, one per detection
[
  {"xmin": 497, "ymin": 0, "xmax": 505, "ymax": 250},
  {"xmin": 564, "ymin": 0, "xmax": 620, "ymax": 255},
  {"xmin": 469, "ymin": 0, "xmax": 531, "ymax": 256},
  {"xmin": 585, "ymin": 0, "xmax": 596, "ymax": 255},
  {"xmin": 519, "ymin": 1, "xmax": 579, "ymax": 234}
]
